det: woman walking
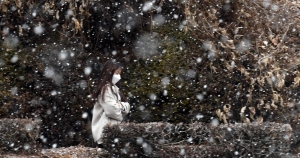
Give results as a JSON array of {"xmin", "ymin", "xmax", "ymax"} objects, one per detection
[{"xmin": 91, "ymin": 59, "xmax": 130, "ymax": 149}]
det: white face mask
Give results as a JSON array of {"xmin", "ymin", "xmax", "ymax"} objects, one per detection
[{"xmin": 112, "ymin": 74, "xmax": 121, "ymax": 84}]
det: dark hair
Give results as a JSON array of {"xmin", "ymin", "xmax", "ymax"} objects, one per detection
[{"xmin": 94, "ymin": 59, "xmax": 127, "ymax": 102}]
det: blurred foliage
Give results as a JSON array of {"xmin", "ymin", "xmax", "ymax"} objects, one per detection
[
  {"xmin": 125, "ymin": 24, "xmax": 200, "ymax": 123},
  {"xmin": 0, "ymin": 43, "xmax": 97, "ymax": 148},
  {"xmin": 0, "ymin": 47, "xmax": 28, "ymax": 118}
]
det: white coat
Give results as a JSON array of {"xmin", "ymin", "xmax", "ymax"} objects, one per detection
[{"xmin": 91, "ymin": 84, "xmax": 130, "ymax": 143}]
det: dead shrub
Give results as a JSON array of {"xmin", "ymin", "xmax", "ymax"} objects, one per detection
[
  {"xmin": 0, "ymin": 118, "xmax": 42, "ymax": 155},
  {"xmin": 101, "ymin": 122, "xmax": 293, "ymax": 157}
]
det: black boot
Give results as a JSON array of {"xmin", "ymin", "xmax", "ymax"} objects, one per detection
[{"xmin": 98, "ymin": 144, "xmax": 105, "ymax": 148}]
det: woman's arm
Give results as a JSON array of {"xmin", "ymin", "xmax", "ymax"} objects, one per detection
[{"xmin": 100, "ymin": 86, "xmax": 123, "ymax": 121}]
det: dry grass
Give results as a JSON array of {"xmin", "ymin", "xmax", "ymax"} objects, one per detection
[{"xmin": 176, "ymin": 0, "xmax": 300, "ymax": 124}]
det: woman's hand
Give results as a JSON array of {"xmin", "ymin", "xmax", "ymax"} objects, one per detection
[{"xmin": 120, "ymin": 102, "xmax": 130, "ymax": 114}]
